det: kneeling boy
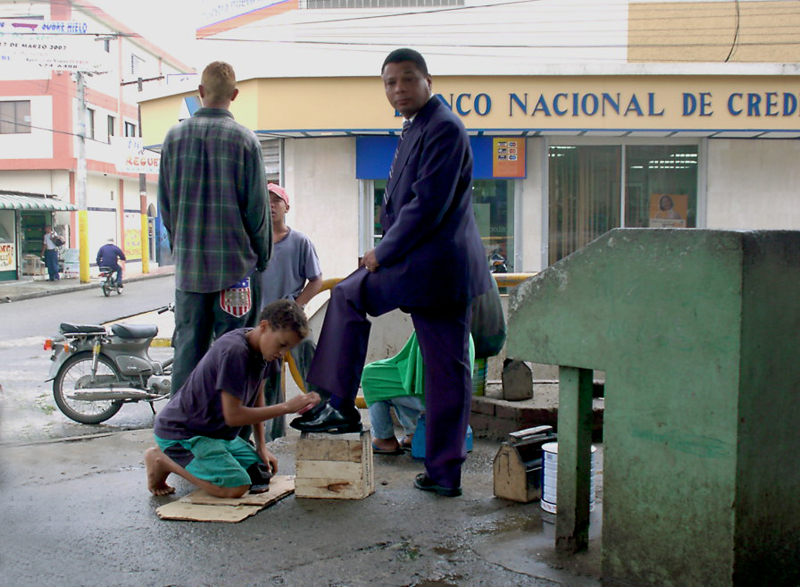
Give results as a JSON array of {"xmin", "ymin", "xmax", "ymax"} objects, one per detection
[{"xmin": 146, "ymin": 300, "xmax": 320, "ymax": 498}]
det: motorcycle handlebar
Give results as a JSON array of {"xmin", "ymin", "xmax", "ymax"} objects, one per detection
[{"xmin": 157, "ymin": 303, "xmax": 175, "ymax": 315}]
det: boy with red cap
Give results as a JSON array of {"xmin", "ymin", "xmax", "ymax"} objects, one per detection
[{"xmin": 257, "ymin": 183, "xmax": 325, "ymax": 440}]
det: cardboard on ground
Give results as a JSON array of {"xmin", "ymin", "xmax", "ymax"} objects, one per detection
[{"xmin": 156, "ymin": 475, "xmax": 294, "ymax": 523}]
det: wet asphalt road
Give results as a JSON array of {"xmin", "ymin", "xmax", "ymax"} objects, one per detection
[{"xmin": 0, "ymin": 427, "xmax": 602, "ymax": 587}]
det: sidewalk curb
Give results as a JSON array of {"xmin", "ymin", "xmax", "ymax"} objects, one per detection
[{"xmin": 2, "ymin": 270, "xmax": 174, "ymax": 303}]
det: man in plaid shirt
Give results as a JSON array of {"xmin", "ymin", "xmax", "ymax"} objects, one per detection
[{"xmin": 158, "ymin": 61, "xmax": 272, "ymax": 395}]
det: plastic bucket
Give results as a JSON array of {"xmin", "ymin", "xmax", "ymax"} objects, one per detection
[
  {"xmin": 472, "ymin": 358, "xmax": 488, "ymax": 396},
  {"xmin": 541, "ymin": 442, "xmax": 597, "ymax": 514}
]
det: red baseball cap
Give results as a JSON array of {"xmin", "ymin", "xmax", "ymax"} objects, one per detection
[{"xmin": 268, "ymin": 183, "xmax": 289, "ymax": 205}]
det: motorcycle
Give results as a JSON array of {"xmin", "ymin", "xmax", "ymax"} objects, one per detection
[
  {"xmin": 99, "ymin": 266, "xmax": 123, "ymax": 297},
  {"xmin": 44, "ymin": 305, "xmax": 173, "ymax": 424},
  {"xmin": 489, "ymin": 250, "xmax": 508, "ymax": 273}
]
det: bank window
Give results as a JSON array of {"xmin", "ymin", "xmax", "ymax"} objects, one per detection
[
  {"xmin": 372, "ymin": 180, "xmax": 387, "ymax": 247},
  {"xmin": 125, "ymin": 121, "xmax": 136, "ymax": 137},
  {"xmin": 548, "ymin": 143, "xmax": 698, "ymax": 265},
  {"xmin": 107, "ymin": 115, "xmax": 115, "ymax": 142},
  {"xmin": 473, "ymin": 180, "xmax": 514, "ymax": 273},
  {"xmin": 0, "ymin": 100, "xmax": 31, "ymax": 134},
  {"xmin": 624, "ymin": 145, "xmax": 698, "ymax": 229},
  {"xmin": 549, "ymin": 145, "xmax": 620, "ymax": 265},
  {"xmin": 371, "ymin": 178, "xmax": 514, "ymax": 272}
]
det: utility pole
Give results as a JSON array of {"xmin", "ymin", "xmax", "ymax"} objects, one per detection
[
  {"xmin": 138, "ymin": 77, "xmax": 150, "ymax": 275},
  {"xmin": 76, "ymin": 71, "xmax": 90, "ymax": 284}
]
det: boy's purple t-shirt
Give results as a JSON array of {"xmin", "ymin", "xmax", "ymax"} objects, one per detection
[{"xmin": 154, "ymin": 328, "xmax": 275, "ymax": 441}]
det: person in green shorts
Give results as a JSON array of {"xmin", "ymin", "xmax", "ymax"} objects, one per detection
[{"xmin": 145, "ymin": 300, "xmax": 320, "ymax": 498}]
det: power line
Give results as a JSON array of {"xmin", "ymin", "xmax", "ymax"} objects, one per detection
[
  {"xmin": 725, "ymin": 0, "xmax": 742, "ymax": 62},
  {"xmin": 202, "ymin": 36, "xmax": 800, "ymax": 50},
  {"xmin": 4, "ymin": 0, "xmax": 800, "ymax": 54},
  {"xmin": 0, "ymin": 116, "xmax": 133, "ymax": 145}
]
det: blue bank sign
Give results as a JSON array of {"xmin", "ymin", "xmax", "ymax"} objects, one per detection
[{"xmin": 435, "ymin": 91, "xmax": 800, "ymax": 119}]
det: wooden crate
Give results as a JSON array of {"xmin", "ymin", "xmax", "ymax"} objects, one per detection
[
  {"xmin": 295, "ymin": 430, "xmax": 374, "ymax": 500},
  {"xmin": 22, "ymin": 255, "xmax": 45, "ymax": 276}
]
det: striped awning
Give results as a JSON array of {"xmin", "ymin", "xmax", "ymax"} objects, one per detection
[{"xmin": 0, "ymin": 193, "xmax": 77, "ymax": 211}]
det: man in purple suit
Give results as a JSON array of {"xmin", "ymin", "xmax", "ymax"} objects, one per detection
[{"xmin": 292, "ymin": 48, "xmax": 491, "ymax": 497}]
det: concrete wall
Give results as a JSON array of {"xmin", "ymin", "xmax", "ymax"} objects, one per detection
[
  {"xmin": 507, "ymin": 228, "xmax": 800, "ymax": 587},
  {"xmin": 283, "ymin": 137, "xmax": 360, "ymax": 314},
  {"xmin": 516, "ymin": 138, "xmax": 800, "ymax": 276},
  {"xmin": 706, "ymin": 139, "xmax": 800, "ymax": 229},
  {"xmin": 519, "ymin": 137, "xmax": 546, "ymax": 273}
]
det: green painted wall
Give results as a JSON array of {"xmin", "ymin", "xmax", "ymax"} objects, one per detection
[{"xmin": 507, "ymin": 229, "xmax": 800, "ymax": 587}]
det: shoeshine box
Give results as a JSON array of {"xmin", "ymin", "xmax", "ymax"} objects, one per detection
[{"xmin": 295, "ymin": 431, "xmax": 375, "ymax": 500}]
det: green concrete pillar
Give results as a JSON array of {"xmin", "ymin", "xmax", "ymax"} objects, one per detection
[
  {"xmin": 507, "ymin": 229, "xmax": 800, "ymax": 587},
  {"xmin": 555, "ymin": 366, "xmax": 594, "ymax": 554}
]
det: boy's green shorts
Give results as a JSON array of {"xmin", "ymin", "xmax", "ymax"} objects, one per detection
[{"xmin": 154, "ymin": 434, "xmax": 261, "ymax": 488}]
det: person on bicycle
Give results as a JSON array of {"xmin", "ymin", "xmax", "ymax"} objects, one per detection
[{"xmin": 96, "ymin": 238, "xmax": 126, "ymax": 287}]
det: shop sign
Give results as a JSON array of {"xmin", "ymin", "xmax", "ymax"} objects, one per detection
[
  {"xmin": 123, "ymin": 213, "xmax": 142, "ymax": 261},
  {"xmin": 197, "ymin": 0, "xmax": 297, "ymax": 38},
  {"xmin": 115, "ymin": 137, "xmax": 160, "ymax": 174},
  {"xmin": 492, "ymin": 138, "xmax": 525, "ymax": 178},
  {"xmin": 648, "ymin": 194, "xmax": 687, "ymax": 229},
  {"xmin": 0, "ymin": 243, "xmax": 16, "ymax": 271},
  {"xmin": 0, "ymin": 20, "xmax": 108, "ymax": 72},
  {"xmin": 437, "ymin": 91, "xmax": 800, "ymax": 120}
]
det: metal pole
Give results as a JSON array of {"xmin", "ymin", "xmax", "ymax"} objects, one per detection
[
  {"xmin": 138, "ymin": 99, "xmax": 149, "ymax": 274},
  {"xmin": 76, "ymin": 71, "xmax": 90, "ymax": 284}
]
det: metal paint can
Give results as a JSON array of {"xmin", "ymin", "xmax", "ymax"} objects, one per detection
[{"xmin": 541, "ymin": 442, "xmax": 597, "ymax": 514}]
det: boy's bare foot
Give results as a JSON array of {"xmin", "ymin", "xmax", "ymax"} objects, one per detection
[{"xmin": 145, "ymin": 447, "xmax": 176, "ymax": 496}]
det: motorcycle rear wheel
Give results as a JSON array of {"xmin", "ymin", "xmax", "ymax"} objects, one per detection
[
  {"xmin": 102, "ymin": 282, "xmax": 111, "ymax": 297},
  {"xmin": 53, "ymin": 353, "xmax": 123, "ymax": 424}
]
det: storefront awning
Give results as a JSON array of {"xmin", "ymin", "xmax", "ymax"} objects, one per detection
[{"xmin": 0, "ymin": 193, "xmax": 77, "ymax": 212}]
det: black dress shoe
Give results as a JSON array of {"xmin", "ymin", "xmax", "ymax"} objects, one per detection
[
  {"xmin": 289, "ymin": 402, "xmax": 362, "ymax": 434},
  {"xmin": 292, "ymin": 400, "xmax": 328, "ymax": 423},
  {"xmin": 413, "ymin": 473, "xmax": 462, "ymax": 497}
]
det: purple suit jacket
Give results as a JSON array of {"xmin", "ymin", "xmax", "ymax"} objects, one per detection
[{"xmin": 376, "ymin": 97, "xmax": 492, "ymax": 308}]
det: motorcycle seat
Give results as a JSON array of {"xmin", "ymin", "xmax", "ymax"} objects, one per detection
[
  {"xmin": 60, "ymin": 323, "xmax": 105, "ymax": 334},
  {"xmin": 111, "ymin": 323, "xmax": 158, "ymax": 339}
]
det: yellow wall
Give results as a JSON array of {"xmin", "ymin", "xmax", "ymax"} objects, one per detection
[
  {"xmin": 629, "ymin": 1, "xmax": 800, "ymax": 63},
  {"xmin": 141, "ymin": 74, "xmax": 800, "ymax": 146},
  {"xmin": 254, "ymin": 77, "xmax": 385, "ymax": 130}
]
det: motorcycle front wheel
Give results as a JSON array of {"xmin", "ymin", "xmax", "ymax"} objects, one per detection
[{"xmin": 53, "ymin": 352, "xmax": 123, "ymax": 424}]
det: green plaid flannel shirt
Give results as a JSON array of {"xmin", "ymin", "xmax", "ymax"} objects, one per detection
[{"xmin": 158, "ymin": 108, "xmax": 272, "ymax": 293}]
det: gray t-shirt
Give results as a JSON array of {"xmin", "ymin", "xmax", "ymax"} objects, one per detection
[
  {"xmin": 259, "ymin": 228, "xmax": 321, "ymax": 307},
  {"xmin": 154, "ymin": 328, "xmax": 276, "ymax": 441}
]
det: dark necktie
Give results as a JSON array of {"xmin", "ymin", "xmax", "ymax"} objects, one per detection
[
  {"xmin": 400, "ymin": 118, "xmax": 411, "ymax": 139},
  {"xmin": 385, "ymin": 120, "xmax": 412, "ymax": 203}
]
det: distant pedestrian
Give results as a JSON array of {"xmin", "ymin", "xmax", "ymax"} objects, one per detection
[
  {"xmin": 96, "ymin": 238, "xmax": 126, "ymax": 287},
  {"xmin": 41, "ymin": 225, "xmax": 62, "ymax": 281},
  {"xmin": 158, "ymin": 61, "xmax": 272, "ymax": 395}
]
